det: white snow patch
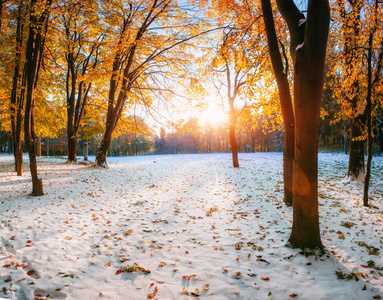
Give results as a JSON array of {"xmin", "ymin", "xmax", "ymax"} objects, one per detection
[{"xmin": 0, "ymin": 152, "xmax": 382, "ymax": 299}]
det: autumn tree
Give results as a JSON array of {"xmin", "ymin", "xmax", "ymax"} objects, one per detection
[
  {"xmin": 336, "ymin": 0, "xmax": 366, "ymax": 180},
  {"xmin": 206, "ymin": 26, "xmax": 264, "ymax": 168},
  {"xmin": 262, "ymin": 0, "xmax": 330, "ymax": 250},
  {"xmin": 94, "ymin": 0, "xmax": 210, "ymax": 167},
  {"xmin": 54, "ymin": 0, "xmax": 103, "ymax": 163},
  {"xmin": 9, "ymin": 0, "xmax": 27, "ymax": 176},
  {"xmin": 23, "ymin": 0, "xmax": 51, "ymax": 196}
]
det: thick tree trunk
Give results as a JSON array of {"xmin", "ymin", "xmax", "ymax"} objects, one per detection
[
  {"xmin": 348, "ymin": 116, "xmax": 365, "ymax": 180},
  {"xmin": 67, "ymin": 132, "xmax": 77, "ymax": 162},
  {"xmin": 276, "ymin": 0, "xmax": 330, "ymax": 251},
  {"xmin": 95, "ymin": 124, "xmax": 115, "ymax": 167},
  {"xmin": 289, "ymin": 88, "xmax": 323, "ymax": 250}
]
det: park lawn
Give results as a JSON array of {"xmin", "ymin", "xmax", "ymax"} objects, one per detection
[{"xmin": 0, "ymin": 152, "xmax": 382, "ymax": 300}]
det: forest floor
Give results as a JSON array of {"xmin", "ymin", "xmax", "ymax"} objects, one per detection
[{"xmin": 0, "ymin": 152, "xmax": 383, "ymax": 300}]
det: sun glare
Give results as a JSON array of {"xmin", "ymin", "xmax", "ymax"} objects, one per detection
[{"xmin": 199, "ymin": 109, "xmax": 228, "ymax": 126}]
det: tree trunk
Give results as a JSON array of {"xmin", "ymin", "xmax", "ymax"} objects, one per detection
[
  {"xmin": 23, "ymin": 0, "xmax": 51, "ymax": 196},
  {"xmin": 37, "ymin": 136, "xmax": 41, "ymax": 157},
  {"xmin": 348, "ymin": 116, "xmax": 365, "ymax": 180},
  {"xmin": 261, "ymin": 0, "xmax": 294, "ymax": 206},
  {"xmin": 95, "ymin": 123, "xmax": 115, "ymax": 167},
  {"xmin": 363, "ymin": 29, "xmax": 375, "ymax": 207},
  {"xmin": 276, "ymin": 0, "xmax": 330, "ymax": 251},
  {"xmin": 10, "ymin": 2, "xmax": 25, "ymax": 176},
  {"xmin": 67, "ymin": 132, "xmax": 77, "ymax": 163},
  {"xmin": 229, "ymin": 121, "xmax": 239, "ymax": 168},
  {"xmin": 83, "ymin": 138, "xmax": 88, "ymax": 161},
  {"xmin": 46, "ymin": 137, "xmax": 49, "ymax": 156}
]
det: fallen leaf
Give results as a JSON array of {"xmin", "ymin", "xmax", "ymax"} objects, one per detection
[
  {"xmin": 290, "ymin": 293, "xmax": 298, "ymax": 297},
  {"xmin": 4, "ymin": 278, "xmax": 12, "ymax": 282},
  {"xmin": 116, "ymin": 270, "xmax": 122, "ymax": 275},
  {"xmin": 159, "ymin": 262, "xmax": 166, "ymax": 267},
  {"xmin": 147, "ymin": 293, "xmax": 155, "ymax": 298},
  {"xmin": 261, "ymin": 277, "xmax": 270, "ymax": 281},
  {"xmin": 27, "ymin": 270, "xmax": 35, "ymax": 276}
]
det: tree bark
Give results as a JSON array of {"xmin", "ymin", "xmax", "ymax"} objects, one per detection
[
  {"xmin": 10, "ymin": 2, "xmax": 25, "ymax": 176},
  {"xmin": 363, "ymin": 35, "xmax": 373, "ymax": 207},
  {"xmin": 276, "ymin": 0, "xmax": 330, "ymax": 251},
  {"xmin": 261, "ymin": 0, "xmax": 294, "ymax": 206},
  {"xmin": 23, "ymin": 0, "xmax": 51, "ymax": 196},
  {"xmin": 339, "ymin": 0, "xmax": 366, "ymax": 180},
  {"xmin": 347, "ymin": 116, "xmax": 365, "ymax": 180},
  {"xmin": 37, "ymin": 136, "xmax": 41, "ymax": 157},
  {"xmin": 95, "ymin": 123, "xmax": 115, "ymax": 167},
  {"xmin": 229, "ymin": 113, "xmax": 239, "ymax": 168}
]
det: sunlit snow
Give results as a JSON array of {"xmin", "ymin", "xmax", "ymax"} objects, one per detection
[{"xmin": 0, "ymin": 153, "xmax": 382, "ymax": 299}]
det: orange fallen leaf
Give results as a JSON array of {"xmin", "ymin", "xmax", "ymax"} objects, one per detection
[
  {"xmin": 4, "ymin": 278, "xmax": 12, "ymax": 282},
  {"xmin": 159, "ymin": 262, "xmax": 166, "ymax": 267},
  {"xmin": 290, "ymin": 293, "xmax": 298, "ymax": 297},
  {"xmin": 154, "ymin": 286, "xmax": 159, "ymax": 292},
  {"xmin": 3, "ymin": 264, "xmax": 11, "ymax": 268},
  {"xmin": 147, "ymin": 293, "xmax": 155, "ymax": 298},
  {"xmin": 261, "ymin": 277, "xmax": 270, "ymax": 281},
  {"xmin": 27, "ymin": 270, "xmax": 35, "ymax": 276}
]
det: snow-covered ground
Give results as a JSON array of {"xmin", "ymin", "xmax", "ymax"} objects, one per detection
[{"xmin": 0, "ymin": 152, "xmax": 382, "ymax": 300}]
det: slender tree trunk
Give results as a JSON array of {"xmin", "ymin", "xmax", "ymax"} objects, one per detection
[
  {"xmin": 37, "ymin": 136, "xmax": 41, "ymax": 156},
  {"xmin": 261, "ymin": 0, "xmax": 295, "ymax": 206},
  {"xmin": 46, "ymin": 137, "xmax": 49, "ymax": 156},
  {"xmin": 344, "ymin": 121, "xmax": 348, "ymax": 154},
  {"xmin": 66, "ymin": 57, "xmax": 77, "ymax": 163},
  {"xmin": 83, "ymin": 138, "xmax": 88, "ymax": 161},
  {"xmin": 10, "ymin": 2, "xmax": 25, "ymax": 176},
  {"xmin": 23, "ymin": 0, "xmax": 51, "ymax": 196},
  {"xmin": 229, "ymin": 119, "xmax": 239, "ymax": 168},
  {"xmin": 363, "ymin": 29, "xmax": 375, "ymax": 207}
]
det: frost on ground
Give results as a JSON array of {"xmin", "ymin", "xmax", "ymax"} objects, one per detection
[{"xmin": 0, "ymin": 152, "xmax": 382, "ymax": 300}]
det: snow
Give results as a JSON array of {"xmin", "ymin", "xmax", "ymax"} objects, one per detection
[
  {"xmin": 296, "ymin": 42, "xmax": 304, "ymax": 51},
  {"xmin": 0, "ymin": 152, "xmax": 383, "ymax": 300}
]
